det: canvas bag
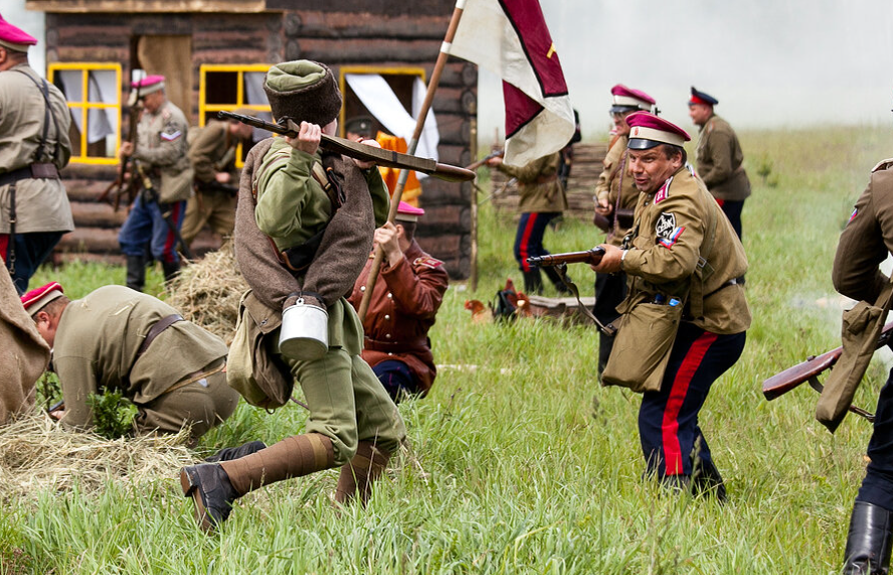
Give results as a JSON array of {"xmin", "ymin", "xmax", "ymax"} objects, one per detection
[
  {"xmin": 159, "ymin": 156, "xmax": 195, "ymax": 203},
  {"xmin": 816, "ymin": 277, "xmax": 893, "ymax": 432},
  {"xmin": 226, "ymin": 291, "xmax": 294, "ymax": 410},
  {"xmin": 602, "ymin": 187, "xmax": 717, "ymax": 393}
]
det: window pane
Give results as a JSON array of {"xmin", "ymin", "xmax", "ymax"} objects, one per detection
[{"xmin": 206, "ymin": 71, "xmax": 238, "ymax": 105}]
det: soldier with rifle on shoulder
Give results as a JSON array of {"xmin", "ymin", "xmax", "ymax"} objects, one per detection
[
  {"xmin": 180, "ymin": 109, "xmax": 255, "ymax": 250},
  {"xmin": 116, "ymin": 74, "xmax": 193, "ymax": 291}
]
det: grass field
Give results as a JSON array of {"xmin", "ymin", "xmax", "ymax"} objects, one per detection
[{"xmin": 3, "ymin": 125, "xmax": 893, "ymax": 574}]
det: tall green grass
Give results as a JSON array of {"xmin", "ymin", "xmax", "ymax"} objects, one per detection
[{"xmin": 4, "ymin": 125, "xmax": 893, "ymax": 574}]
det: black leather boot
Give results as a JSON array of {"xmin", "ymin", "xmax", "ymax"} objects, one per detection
[
  {"xmin": 125, "ymin": 255, "xmax": 145, "ymax": 292},
  {"xmin": 692, "ymin": 458, "xmax": 727, "ymax": 504},
  {"xmin": 522, "ymin": 270, "xmax": 544, "ymax": 295},
  {"xmin": 843, "ymin": 502, "xmax": 893, "ymax": 574},
  {"xmin": 180, "ymin": 463, "xmax": 240, "ymax": 532},
  {"xmin": 542, "ymin": 266, "xmax": 571, "ymax": 293},
  {"xmin": 161, "ymin": 260, "xmax": 181, "ymax": 284},
  {"xmin": 205, "ymin": 440, "xmax": 267, "ymax": 463}
]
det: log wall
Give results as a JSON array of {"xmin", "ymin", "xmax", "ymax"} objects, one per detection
[{"xmin": 44, "ymin": 3, "xmax": 476, "ymax": 278}]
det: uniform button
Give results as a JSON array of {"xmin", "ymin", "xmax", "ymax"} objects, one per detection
[
  {"xmin": 387, "ymin": 292, "xmax": 393, "ymax": 299},
  {"xmin": 388, "ymin": 352, "xmax": 393, "ymax": 356},
  {"xmin": 384, "ymin": 314, "xmax": 390, "ymax": 320},
  {"xmin": 360, "ymin": 286, "xmax": 365, "ymax": 292},
  {"xmin": 385, "ymin": 334, "xmax": 391, "ymax": 339}
]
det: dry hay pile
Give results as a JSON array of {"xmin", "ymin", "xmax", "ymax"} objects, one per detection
[
  {"xmin": 166, "ymin": 240, "xmax": 248, "ymax": 344},
  {"xmin": 0, "ymin": 413, "xmax": 196, "ymax": 500}
]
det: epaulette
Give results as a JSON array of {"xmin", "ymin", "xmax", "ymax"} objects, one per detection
[
  {"xmin": 872, "ymin": 158, "xmax": 893, "ymax": 173},
  {"xmin": 413, "ymin": 256, "xmax": 443, "ymax": 269},
  {"xmin": 705, "ymin": 119, "xmax": 715, "ymax": 134}
]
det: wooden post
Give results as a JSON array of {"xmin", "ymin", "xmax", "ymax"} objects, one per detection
[
  {"xmin": 357, "ymin": 1, "xmax": 467, "ymax": 320},
  {"xmin": 469, "ymin": 101, "xmax": 479, "ymax": 292}
]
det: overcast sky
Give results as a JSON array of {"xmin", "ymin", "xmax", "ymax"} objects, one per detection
[{"xmin": 478, "ymin": 0, "xmax": 893, "ymax": 142}]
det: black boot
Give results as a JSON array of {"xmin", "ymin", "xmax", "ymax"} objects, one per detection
[
  {"xmin": 843, "ymin": 501, "xmax": 893, "ymax": 574},
  {"xmin": 161, "ymin": 260, "xmax": 181, "ymax": 284},
  {"xmin": 692, "ymin": 458, "xmax": 727, "ymax": 504},
  {"xmin": 522, "ymin": 270, "xmax": 544, "ymax": 295},
  {"xmin": 180, "ymin": 463, "xmax": 240, "ymax": 532},
  {"xmin": 205, "ymin": 440, "xmax": 267, "ymax": 463},
  {"xmin": 542, "ymin": 266, "xmax": 571, "ymax": 294},
  {"xmin": 125, "ymin": 255, "xmax": 145, "ymax": 292}
]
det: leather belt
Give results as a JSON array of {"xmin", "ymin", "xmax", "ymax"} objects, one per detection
[
  {"xmin": 364, "ymin": 336, "xmax": 428, "ymax": 353},
  {"xmin": 0, "ymin": 163, "xmax": 59, "ymax": 187}
]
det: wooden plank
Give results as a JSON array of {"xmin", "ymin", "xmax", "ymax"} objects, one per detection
[
  {"xmin": 27, "ymin": 0, "xmax": 267, "ymax": 13},
  {"xmin": 525, "ymin": 295, "xmax": 596, "ymax": 325}
]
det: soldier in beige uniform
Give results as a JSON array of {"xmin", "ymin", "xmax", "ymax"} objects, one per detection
[
  {"xmin": 593, "ymin": 112, "xmax": 750, "ymax": 501},
  {"xmin": 487, "ymin": 151, "xmax": 568, "ymax": 294},
  {"xmin": 180, "ymin": 114, "xmax": 254, "ymax": 249},
  {"xmin": 832, "ymin": 157, "xmax": 893, "ymax": 574},
  {"xmin": 0, "ymin": 16, "xmax": 74, "ymax": 295},
  {"xmin": 22, "ymin": 282, "xmax": 238, "ymax": 443},
  {"xmin": 117, "ymin": 75, "xmax": 192, "ymax": 290},
  {"xmin": 593, "ymin": 84, "xmax": 657, "ymax": 377},
  {"xmin": 688, "ymin": 87, "xmax": 750, "ymax": 239}
]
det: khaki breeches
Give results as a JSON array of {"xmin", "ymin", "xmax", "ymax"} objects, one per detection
[{"xmin": 180, "ymin": 191, "xmax": 237, "ymax": 247}]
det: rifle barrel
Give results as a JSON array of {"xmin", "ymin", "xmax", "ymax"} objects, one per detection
[{"xmin": 526, "ymin": 247, "xmax": 606, "ymax": 267}]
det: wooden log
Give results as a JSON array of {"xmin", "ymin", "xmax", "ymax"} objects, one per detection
[
  {"xmin": 70, "ymin": 202, "xmax": 128, "ymax": 228},
  {"xmin": 296, "ymin": 38, "xmax": 441, "ymax": 64},
  {"xmin": 58, "ymin": 228, "xmax": 120, "ymax": 253},
  {"xmin": 292, "ymin": 11, "xmax": 451, "ymax": 40},
  {"xmin": 420, "ymin": 178, "xmax": 469, "ymax": 205},
  {"xmin": 525, "ymin": 295, "xmax": 596, "ymax": 325}
]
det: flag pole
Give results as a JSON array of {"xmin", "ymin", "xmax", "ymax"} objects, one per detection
[{"xmin": 357, "ymin": 0, "xmax": 467, "ymax": 321}]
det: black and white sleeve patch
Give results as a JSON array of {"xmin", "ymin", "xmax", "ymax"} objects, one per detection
[{"xmin": 655, "ymin": 212, "xmax": 685, "ymax": 248}]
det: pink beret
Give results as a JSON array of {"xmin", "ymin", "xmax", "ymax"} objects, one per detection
[
  {"xmin": 626, "ymin": 112, "xmax": 691, "ymax": 148},
  {"xmin": 0, "ymin": 14, "xmax": 38, "ymax": 52},
  {"xmin": 21, "ymin": 282, "xmax": 64, "ymax": 317},
  {"xmin": 395, "ymin": 201, "xmax": 424, "ymax": 222},
  {"xmin": 610, "ymin": 84, "xmax": 656, "ymax": 113}
]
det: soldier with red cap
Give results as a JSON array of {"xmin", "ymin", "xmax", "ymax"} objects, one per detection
[
  {"xmin": 688, "ymin": 87, "xmax": 751, "ymax": 239},
  {"xmin": 116, "ymin": 74, "xmax": 193, "ymax": 291},
  {"xmin": 348, "ymin": 201, "xmax": 450, "ymax": 402},
  {"xmin": 592, "ymin": 112, "xmax": 750, "ymax": 501},
  {"xmin": 21, "ymin": 281, "xmax": 239, "ymax": 443},
  {"xmin": 593, "ymin": 84, "xmax": 658, "ymax": 378},
  {"xmin": 0, "ymin": 14, "xmax": 74, "ymax": 295}
]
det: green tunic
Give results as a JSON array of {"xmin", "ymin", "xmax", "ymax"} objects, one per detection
[
  {"xmin": 53, "ymin": 285, "xmax": 234, "ymax": 434},
  {"xmin": 595, "ymin": 134, "xmax": 638, "ymax": 246},
  {"xmin": 695, "ymin": 114, "xmax": 751, "ymax": 202}
]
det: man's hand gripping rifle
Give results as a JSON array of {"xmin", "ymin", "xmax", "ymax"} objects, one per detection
[
  {"xmin": 759, "ymin": 322, "xmax": 893, "ymax": 422},
  {"xmin": 526, "ymin": 247, "xmax": 616, "ymax": 335}
]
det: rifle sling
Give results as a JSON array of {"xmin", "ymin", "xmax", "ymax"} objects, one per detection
[{"xmin": 123, "ymin": 314, "xmax": 183, "ymax": 388}]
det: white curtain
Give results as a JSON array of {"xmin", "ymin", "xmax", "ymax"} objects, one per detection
[
  {"xmin": 245, "ymin": 71, "xmax": 272, "ymax": 142},
  {"xmin": 345, "ymin": 73, "xmax": 439, "ymax": 166},
  {"xmin": 58, "ymin": 69, "xmax": 117, "ymax": 144}
]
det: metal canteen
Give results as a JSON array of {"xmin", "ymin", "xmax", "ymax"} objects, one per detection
[{"xmin": 279, "ymin": 298, "xmax": 328, "ymax": 361}]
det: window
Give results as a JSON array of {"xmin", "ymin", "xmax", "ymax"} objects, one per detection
[
  {"xmin": 48, "ymin": 62, "xmax": 121, "ymax": 165},
  {"xmin": 198, "ymin": 64, "xmax": 273, "ymax": 167}
]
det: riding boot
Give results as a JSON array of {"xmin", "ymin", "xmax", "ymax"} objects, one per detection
[
  {"xmin": 843, "ymin": 501, "xmax": 893, "ymax": 574},
  {"xmin": 334, "ymin": 441, "xmax": 392, "ymax": 506},
  {"xmin": 205, "ymin": 440, "xmax": 267, "ymax": 463},
  {"xmin": 542, "ymin": 265, "xmax": 571, "ymax": 293},
  {"xmin": 522, "ymin": 270, "xmax": 544, "ymax": 295},
  {"xmin": 161, "ymin": 260, "xmax": 181, "ymax": 284},
  {"xmin": 125, "ymin": 255, "xmax": 145, "ymax": 292},
  {"xmin": 692, "ymin": 458, "xmax": 727, "ymax": 504}
]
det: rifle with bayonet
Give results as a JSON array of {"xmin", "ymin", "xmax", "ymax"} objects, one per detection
[
  {"xmin": 133, "ymin": 160, "xmax": 195, "ymax": 260},
  {"xmin": 98, "ymin": 82, "xmax": 142, "ymax": 210},
  {"xmin": 218, "ymin": 111, "xmax": 475, "ymax": 183},
  {"xmin": 760, "ymin": 322, "xmax": 893, "ymax": 422},
  {"xmin": 526, "ymin": 247, "xmax": 606, "ymax": 268}
]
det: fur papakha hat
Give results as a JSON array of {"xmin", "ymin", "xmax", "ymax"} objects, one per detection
[{"xmin": 264, "ymin": 60, "xmax": 342, "ymax": 127}]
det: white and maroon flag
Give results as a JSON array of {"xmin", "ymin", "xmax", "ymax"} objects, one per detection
[{"xmin": 445, "ymin": 0, "xmax": 575, "ymax": 167}]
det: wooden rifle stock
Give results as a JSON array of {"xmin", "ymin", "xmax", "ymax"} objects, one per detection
[
  {"xmin": 526, "ymin": 247, "xmax": 606, "ymax": 268},
  {"xmin": 98, "ymin": 93, "xmax": 142, "ymax": 210},
  {"xmin": 761, "ymin": 321, "xmax": 893, "ymax": 421},
  {"xmin": 218, "ymin": 111, "xmax": 475, "ymax": 182}
]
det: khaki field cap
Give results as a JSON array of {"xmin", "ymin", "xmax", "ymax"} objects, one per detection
[{"xmin": 263, "ymin": 60, "xmax": 342, "ymax": 127}]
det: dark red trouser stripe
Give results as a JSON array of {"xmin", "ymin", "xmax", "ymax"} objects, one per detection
[
  {"xmin": 661, "ymin": 331, "xmax": 719, "ymax": 475},
  {"xmin": 162, "ymin": 201, "xmax": 182, "ymax": 263},
  {"xmin": 519, "ymin": 213, "xmax": 539, "ymax": 272}
]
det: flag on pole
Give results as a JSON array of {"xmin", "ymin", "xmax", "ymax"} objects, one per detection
[{"xmin": 445, "ymin": 0, "xmax": 575, "ymax": 167}]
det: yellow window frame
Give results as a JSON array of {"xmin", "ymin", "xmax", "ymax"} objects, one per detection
[
  {"xmin": 47, "ymin": 62, "xmax": 122, "ymax": 166},
  {"xmin": 199, "ymin": 64, "xmax": 272, "ymax": 168},
  {"xmin": 338, "ymin": 66, "xmax": 427, "ymax": 139}
]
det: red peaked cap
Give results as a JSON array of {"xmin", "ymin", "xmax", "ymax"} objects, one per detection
[
  {"xmin": 0, "ymin": 14, "xmax": 38, "ymax": 51},
  {"xmin": 610, "ymin": 84, "xmax": 656, "ymax": 105},
  {"xmin": 20, "ymin": 281, "xmax": 65, "ymax": 317},
  {"xmin": 625, "ymin": 112, "xmax": 690, "ymax": 149}
]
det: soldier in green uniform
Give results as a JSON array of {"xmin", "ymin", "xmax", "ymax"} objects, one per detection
[
  {"xmin": 180, "ymin": 112, "xmax": 254, "ymax": 249},
  {"xmin": 0, "ymin": 15, "xmax": 74, "ymax": 295},
  {"xmin": 592, "ymin": 112, "xmax": 750, "ymax": 501},
  {"xmin": 117, "ymin": 75, "xmax": 193, "ymax": 290},
  {"xmin": 21, "ymin": 282, "xmax": 238, "ymax": 443},
  {"xmin": 688, "ymin": 87, "xmax": 750, "ymax": 239},
  {"xmin": 179, "ymin": 60, "xmax": 405, "ymax": 532},
  {"xmin": 593, "ymin": 84, "xmax": 657, "ymax": 377},
  {"xmin": 832, "ymin": 156, "xmax": 893, "ymax": 574}
]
